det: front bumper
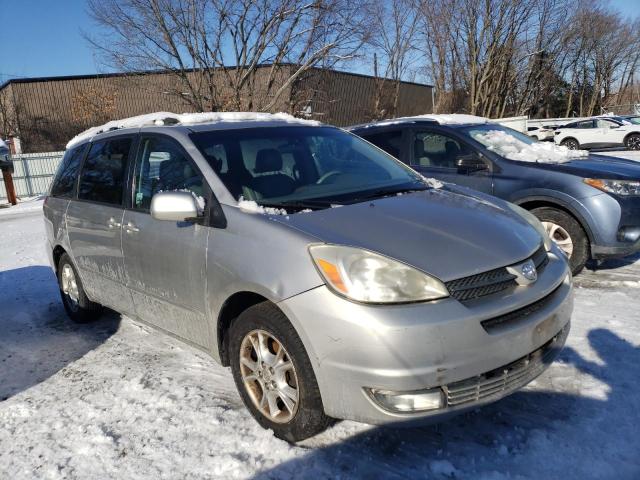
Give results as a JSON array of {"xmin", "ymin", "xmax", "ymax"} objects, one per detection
[{"xmin": 278, "ymin": 251, "xmax": 573, "ymax": 425}]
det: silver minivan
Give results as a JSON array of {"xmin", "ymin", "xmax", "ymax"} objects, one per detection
[{"xmin": 44, "ymin": 112, "xmax": 573, "ymax": 441}]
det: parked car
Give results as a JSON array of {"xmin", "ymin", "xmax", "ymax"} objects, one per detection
[
  {"xmin": 44, "ymin": 112, "xmax": 572, "ymax": 441},
  {"xmin": 553, "ymin": 116, "xmax": 640, "ymax": 150},
  {"xmin": 0, "ymin": 138, "xmax": 10, "ymax": 170},
  {"xmin": 622, "ymin": 115, "xmax": 640, "ymax": 125},
  {"xmin": 349, "ymin": 114, "xmax": 640, "ymax": 274},
  {"xmin": 527, "ymin": 125, "xmax": 555, "ymax": 141}
]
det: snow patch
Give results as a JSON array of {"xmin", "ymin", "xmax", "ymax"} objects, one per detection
[
  {"xmin": 373, "ymin": 113, "xmax": 489, "ymax": 128},
  {"xmin": 66, "ymin": 111, "xmax": 320, "ymax": 149},
  {"xmin": 473, "ymin": 129, "xmax": 588, "ymax": 163},
  {"xmin": 237, "ymin": 197, "xmax": 287, "ymax": 215},
  {"xmin": 429, "ymin": 459, "xmax": 459, "ymax": 477}
]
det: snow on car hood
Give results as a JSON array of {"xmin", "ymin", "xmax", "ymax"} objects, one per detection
[
  {"xmin": 474, "ymin": 129, "xmax": 588, "ymax": 163},
  {"xmin": 273, "ymin": 189, "xmax": 542, "ymax": 282}
]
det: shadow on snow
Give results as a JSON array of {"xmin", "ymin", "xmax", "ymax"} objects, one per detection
[
  {"xmin": 0, "ymin": 265, "xmax": 119, "ymax": 401},
  {"xmin": 255, "ymin": 328, "xmax": 639, "ymax": 479}
]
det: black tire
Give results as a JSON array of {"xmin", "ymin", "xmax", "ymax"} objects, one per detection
[
  {"xmin": 229, "ymin": 302, "xmax": 332, "ymax": 442},
  {"xmin": 560, "ymin": 138, "xmax": 580, "ymax": 150},
  {"xmin": 57, "ymin": 253, "xmax": 103, "ymax": 323},
  {"xmin": 625, "ymin": 133, "xmax": 640, "ymax": 150},
  {"xmin": 531, "ymin": 207, "xmax": 589, "ymax": 275}
]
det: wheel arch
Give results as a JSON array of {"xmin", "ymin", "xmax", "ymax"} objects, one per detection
[
  {"xmin": 52, "ymin": 245, "xmax": 68, "ymax": 271},
  {"xmin": 515, "ymin": 197, "xmax": 595, "ymax": 245},
  {"xmin": 216, "ymin": 291, "xmax": 271, "ymax": 366}
]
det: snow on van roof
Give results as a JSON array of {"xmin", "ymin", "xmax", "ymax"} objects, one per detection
[
  {"xmin": 66, "ymin": 111, "xmax": 320, "ymax": 149},
  {"xmin": 367, "ymin": 114, "xmax": 489, "ymax": 128}
]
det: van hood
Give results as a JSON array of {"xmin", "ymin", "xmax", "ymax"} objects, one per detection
[
  {"xmin": 273, "ymin": 189, "xmax": 542, "ymax": 282},
  {"xmin": 528, "ymin": 154, "xmax": 640, "ymax": 180}
]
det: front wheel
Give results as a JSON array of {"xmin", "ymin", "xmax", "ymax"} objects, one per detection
[
  {"xmin": 531, "ymin": 207, "xmax": 589, "ymax": 275},
  {"xmin": 625, "ymin": 133, "xmax": 640, "ymax": 150},
  {"xmin": 560, "ymin": 138, "xmax": 580, "ymax": 150},
  {"xmin": 229, "ymin": 302, "xmax": 332, "ymax": 442},
  {"xmin": 57, "ymin": 253, "xmax": 103, "ymax": 323}
]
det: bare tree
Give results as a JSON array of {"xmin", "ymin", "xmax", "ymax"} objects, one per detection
[
  {"xmin": 364, "ymin": 0, "xmax": 421, "ymax": 119},
  {"xmin": 86, "ymin": 0, "xmax": 366, "ymax": 112}
]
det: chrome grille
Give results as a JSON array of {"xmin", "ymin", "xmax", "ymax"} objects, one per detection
[
  {"xmin": 444, "ymin": 323, "xmax": 569, "ymax": 407},
  {"xmin": 445, "ymin": 245, "xmax": 548, "ymax": 302}
]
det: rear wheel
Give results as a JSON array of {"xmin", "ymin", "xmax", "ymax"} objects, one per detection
[
  {"xmin": 625, "ymin": 133, "xmax": 640, "ymax": 150},
  {"xmin": 531, "ymin": 207, "xmax": 589, "ymax": 275},
  {"xmin": 560, "ymin": 138, "xmax": 580, "ymax": 150},
  {"xmin": 57, "ymin": 253, "xmax": 103, "ymax": 323},
  {"xmin": 229, "ymin": 302, "xmax": 332, "ymax": 442}
]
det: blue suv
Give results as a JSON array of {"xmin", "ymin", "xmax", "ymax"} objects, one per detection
[{"xmin": 349, "ymin": 115, "xmax": 640, "ymax": 274}]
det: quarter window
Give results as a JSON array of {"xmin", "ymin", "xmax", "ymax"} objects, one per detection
[
  {"xmin": 133, "ymin": 136, "xmax": 204, "ymax": 211},
  {"xmin": 78, "ymin": 138, "xmax": 132, "ymax": 205},
  {"xmin": 50, "ymin": 144, "xmax": 87, "ymax": 198}
]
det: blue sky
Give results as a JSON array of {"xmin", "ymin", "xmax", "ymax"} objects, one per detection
[{"xmin": 1, "ymin": 0, "xmax": 639, "ymax": 82}]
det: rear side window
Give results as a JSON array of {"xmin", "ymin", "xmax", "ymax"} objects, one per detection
[
  {"xmin": 363, "ymin": 130, "xmax": 403, "ymax": 158},
  {"xmin": 50, "ymin": 144, "xmax": 87, "ymax": 198},
  {"xmin": 78, "ymin": 137, "xmax": 132, "ymax": 205}
]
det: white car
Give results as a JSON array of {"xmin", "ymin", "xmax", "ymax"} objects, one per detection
[
  {"xmin": 527, "ymin": 126, "xmax": 555, "ymax": 141},
  {"xmin": 554, "ymin": 117, "xmax": 640, "ymax": 150}
]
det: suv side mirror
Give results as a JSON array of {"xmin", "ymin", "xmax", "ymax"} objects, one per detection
[
  {"xmin": 610, "ymin": 125, "xmax": 620, "ymax": 129},
  {"xmin": 456, "ymin": 154, "xmax": 487, "ymax": 173},
  {"xmin": 151, "ymin": 191, "xmax": 201, "ymax": 222}
]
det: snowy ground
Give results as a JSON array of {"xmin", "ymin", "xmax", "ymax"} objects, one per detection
[{"xmin": 0, "ymin": 201, "xmax": 639, "ymax": 479}]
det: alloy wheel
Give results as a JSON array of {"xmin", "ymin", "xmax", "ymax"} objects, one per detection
[
  {"xmin": 627, "ymin": 135, "xmax": 640, "ymax": 150},
  {"xmin": 239, "ymin": 329, "xmax": 299, "ymax": 423},
  {"xmin": 61, "ymin": 263, "xmax": 80, "ymax": 311},
  {"xmin": 542, "ymin": 221, "xmax": 574, "ymax": 257}
]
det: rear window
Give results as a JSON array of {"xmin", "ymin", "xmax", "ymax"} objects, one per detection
[
  {"xmin": 50, "ymin": 144, "xmax": 87, "ymax": 198},
  {"xmin": 78, "ymin": 137, "xmax": 133, "ymax": 205}
]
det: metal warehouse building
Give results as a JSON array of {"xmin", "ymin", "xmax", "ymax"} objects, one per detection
[{"xmin": 0, "ymin": 66, "xmax": 433, "ymax": 153}]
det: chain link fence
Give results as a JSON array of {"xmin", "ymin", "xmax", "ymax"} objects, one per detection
[{"xmin": 0, "ymin": 152, "xmax": 64, "ymax": 201}]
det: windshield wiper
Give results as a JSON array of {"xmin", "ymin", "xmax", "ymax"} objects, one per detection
[
  {"xmin": 348, "ymin": 186, "xmax": 428, "ymax": 203},
  {"xmin": 257, "ymin": 198, "xmax": 335, "ymax": 211}
]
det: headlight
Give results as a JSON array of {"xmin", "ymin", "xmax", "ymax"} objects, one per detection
[
  {"xmin": 506, "ymin": 203, "xmax": 553, "ymax": 251},
  {"xmin": 308, "ymin": 245, "xmax": 449, "ymax": 304},
  {"xmin": 584, "ymin": 178, "xmax": 640, "ymax": 196}
]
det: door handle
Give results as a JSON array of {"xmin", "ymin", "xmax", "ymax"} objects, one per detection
[
  {"xmin": 124, "ymin": 222, "xmax": 140, "ymax": 233},
  {"xmin": 107, "ymin": 217, "xmax": 121, "ymax": 229}
]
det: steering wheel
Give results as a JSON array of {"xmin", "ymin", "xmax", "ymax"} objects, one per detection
[{"xmin": 316, "ymin": 170, "xmax": 341, "ymax": 185}]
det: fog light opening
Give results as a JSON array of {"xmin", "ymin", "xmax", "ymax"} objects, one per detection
[
  {"xmin": 366, "ymin": 387, "xmax": 445, "ymax": 413},
  {"xmin": 617, "ymin": 226, "xmax": 640, "ymax": 243}
]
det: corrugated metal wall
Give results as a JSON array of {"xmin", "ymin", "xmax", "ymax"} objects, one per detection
[
  {"xmin": 292, "ymin": 68, "xmax": 433, "ymax": 126},
  {"xmin": 1, "ymin": 66, "xmax": 432, "ymax": 153}
]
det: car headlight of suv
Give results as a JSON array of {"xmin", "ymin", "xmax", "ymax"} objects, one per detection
[
  {"xmin": 506, "ymin": 203, "xmax": 553, "ymax": 251},
  {"xmin": 309, "ymin": 245, "xmax": 449, "ymax": 304},
  {"xmin": 584, "ymin": 178, "xmax": 640, "ymax": 196}
]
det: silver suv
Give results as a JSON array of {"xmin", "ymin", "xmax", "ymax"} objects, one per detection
[{"xmin": 44, "ymin": 113, "xmax": 573, "ymax": 441}]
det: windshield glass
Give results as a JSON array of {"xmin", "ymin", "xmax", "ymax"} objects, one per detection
[
  {"xmin": 460, "ymin": 123, "xmax": 588, "ymax": 163},
  {"xmin": 463, "ymin": 124, "xmax": 536, "ymax": 147},
  {"xmin": 190, "ymin": 126, "xmax": 427, "ymax": 207}
]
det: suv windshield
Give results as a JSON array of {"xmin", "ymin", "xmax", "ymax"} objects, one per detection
[{"xmin": 190, "ymin": 126, "xmax": 427, "ymax": 208}]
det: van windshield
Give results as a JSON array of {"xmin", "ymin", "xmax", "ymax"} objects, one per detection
[{"xmin": 190, "ymin": 126, "xmax": 428, "ymax": 208}]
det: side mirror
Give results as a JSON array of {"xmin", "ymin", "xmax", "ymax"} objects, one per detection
[
  {"xmin": 456, "ymin": 155, "xmax": 487, "ymax": 173},
  {"xmin": 610, "ymin": 125, "xmax": 620, "ymax": 129},
  {"xmin": 151, "ymin": 191, "xmax": 201, "ymax": 222}
]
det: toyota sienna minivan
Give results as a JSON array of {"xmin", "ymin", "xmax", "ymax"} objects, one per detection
[{"xmin": 44, "ymin": 112, "xmax": 573, "ymax": 441}]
